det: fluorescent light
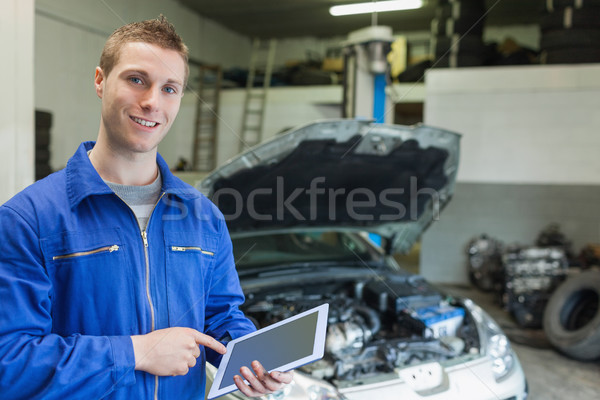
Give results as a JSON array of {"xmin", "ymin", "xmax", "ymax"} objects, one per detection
[{"xmin": 330, "ymin": 0, "xmax": 424, "ymax": 16}]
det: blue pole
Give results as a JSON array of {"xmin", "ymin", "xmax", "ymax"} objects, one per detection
[{"xmin": 373, "ymin": 73, "xmax": 386, "ymax": 123}]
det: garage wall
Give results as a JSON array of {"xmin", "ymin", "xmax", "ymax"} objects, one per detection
[
  {"xmin": 34, "ymin": 0, "xmax": 252, "ymax": 171},
  {"xmin": 0, "ymin": 0, "xmax": 35, "ymax": 204},
  {"xmin": 422, "ymin": 183, "xmax": 600, "ymax": 284},
  {"xmin": 421, "ymin": 65, "xmax": 600, "ymax": 284},
  {"xmin": 425, "ymin": 65, "xmax": 600, "ymax": 185},
  {"xmin": 213, "ymin": 86, "xmax": 344, "ymax": 167},
  {"xmin": 201, "ymin": 82, "xmax": 427, "ymax": 168},
  {"xmin": 34, "ymin": 0, "xmax": 543, "ymax": 172}
]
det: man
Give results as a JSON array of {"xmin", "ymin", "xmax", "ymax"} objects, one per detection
[{"xmin": 0, "ymin": 16, "xmax": 292, "ymax": 399}]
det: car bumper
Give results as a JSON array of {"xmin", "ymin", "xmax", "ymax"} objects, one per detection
[{"xmin": 339, "ymin": 351, "xmax": 527, "ymax": 400}]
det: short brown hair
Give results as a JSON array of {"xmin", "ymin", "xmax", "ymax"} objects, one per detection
[{"xmin": 99, "ymin": 15, "xmax": 189, "ymax": 86}]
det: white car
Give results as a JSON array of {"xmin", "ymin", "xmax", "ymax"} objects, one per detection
[{"xmin": 198, "ymin": 119, "xmax": 528, "ymax": 400}]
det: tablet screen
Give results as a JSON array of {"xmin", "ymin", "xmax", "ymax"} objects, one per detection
[
  {"xmin": 219, "ymin": 311, "xmax": 318, "ymax": 389},
  {"xmin": 207, "ymin": 303, "xmax": 328, "ymax": 400}
]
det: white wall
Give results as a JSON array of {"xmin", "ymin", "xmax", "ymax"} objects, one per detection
[
  {"xmin": 1, "ymin": 0, "xmax": 35, "ymax": 204},
  {"xmin": 424, "ymin": 64, "xmax": 600, "ymax": 185},
  {"xmin": 204, "ymin": 81, "xmax": 426, "ymax": 168},
  {"xmin": 188, "ymin": 80, "xmax": 426, "ymax": 169},
  {"xmin": 421, "ymin": 64, "xmax": 600, "ymax": 284},
  {"xmin": 34, "ymin": 0, "xmax": 251, "ymax": 170},
  {"xmin": 213, "ymin": 87, "xmax": 344, "ymax": 166}
]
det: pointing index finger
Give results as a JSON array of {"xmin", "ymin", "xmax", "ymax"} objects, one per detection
[{"xmin": 194, "ymin": 331, "xmax": 227, "ymax": 354}]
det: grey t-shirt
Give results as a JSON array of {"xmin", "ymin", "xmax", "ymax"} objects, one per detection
[
  {"xmin": 87, "ymin": 150, "xmax": 162, "ymax": 230},
  {"xmin": 105, "ymin": 171, "xmax": 162, "ymax": 231}
]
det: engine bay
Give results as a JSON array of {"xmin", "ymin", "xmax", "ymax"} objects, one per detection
[{"xmin": 241, "ymin": 275, "xmax": 480, "ymax": 384}]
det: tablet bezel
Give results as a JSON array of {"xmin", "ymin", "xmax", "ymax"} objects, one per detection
[{"xmin": 207, "ymin": 303, "xmax": 329, "ymax": 400}]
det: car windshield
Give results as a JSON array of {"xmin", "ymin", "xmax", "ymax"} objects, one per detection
[{"xmin": 232, "ymin": 231, "xmax": 382, "ymax": 272}]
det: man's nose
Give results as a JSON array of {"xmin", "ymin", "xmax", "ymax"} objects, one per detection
[{"xmin": 140, "ymin": 86, "xmax": 160, "ymax": 111}]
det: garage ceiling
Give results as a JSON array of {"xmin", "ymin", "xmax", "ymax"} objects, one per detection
[{"xmin": 176, "ymin": 0, "xmax": 543, "ymax": 39}]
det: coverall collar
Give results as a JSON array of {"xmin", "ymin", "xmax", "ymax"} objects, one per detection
[{"xmin": 66, "ymin": 141, "xmax": 200, "ymax": 210}]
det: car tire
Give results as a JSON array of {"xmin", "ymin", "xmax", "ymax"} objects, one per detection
[
  {"xmin": 541, "ymin": 47, "xmax": 600, "ymax": 63},
  {"xmin": 469, "ymin": 270, "xmax": 495, "ymax": 292},
  {"xmin": 432, "ymin": 54, "xmax": 484, "ymax": 68},
  {"xmin": 543, "ymin": 0, "xmax": 600, "ymax": 12},
  {"xmin": 541, "ymin": 28, "xmax": 600, "ymax": 49},
  {"xmin": 513, "ymin": 306, "xmax": 540, "ymax": 329},
  {"xmin": 542, "ymin": 270, "xmax": 600, "ymax": 361},
  {"xmin": 431, "ymin": 16, "xmax": 484, "ymax": 37},
  {"xmin": 36, "ymin": 128, "xmax": 51, "ymax": 148},
  {"xmin": 35, "ymin": 110, "xmax": 52, "ymax": 129},
  {"xmin": 433, "ymin": 35, "xmax": 486, "ymax": 56},
  {"xmin": 36, "ymin": 149, "xmax": 51, "ymax": 164},
  {"xmin": 541, "ymin": 7, "xmax": 600, "ymax": 31},
  {"xmin": 35, "ymin": 163, "xmax": 53, "ymax": 180}
]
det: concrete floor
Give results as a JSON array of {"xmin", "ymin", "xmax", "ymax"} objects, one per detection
[{"xmin": 438, "ymin": 284, "xmax": 600, "ymax": 400}]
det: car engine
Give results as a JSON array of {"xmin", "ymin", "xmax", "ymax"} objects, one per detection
[
  {"xmin": 242, "ymin": 277, "xmax": 479, "ymax": 383},
  {"xmin": 503, "ymin": 246, "xmax": 569, "ymax": 328}
]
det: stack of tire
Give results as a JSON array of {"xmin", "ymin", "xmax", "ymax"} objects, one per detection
[
  {"xmin": 35, "ymin": 110, "xmax": 53, "ymax": 180},
  {"xmin": 431, "ymin": 0, "xmax": 488, "ymax": 68},
  {"xmin": 543, "ymin": 269, "xmax": 600, "ymax": 361},
  {"xmin": 540, "ymin": 0, "xmax": 600, "ymax": 64}
]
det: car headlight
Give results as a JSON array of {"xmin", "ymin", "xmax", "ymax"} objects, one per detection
[{"xmin": 462, "ymin": 298, "xmax": 515, "ymax": 381}]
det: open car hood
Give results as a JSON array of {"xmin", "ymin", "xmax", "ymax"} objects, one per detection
[{"xmin": 197, "ymin": 119, "xmax": 460, "ymax": 254}]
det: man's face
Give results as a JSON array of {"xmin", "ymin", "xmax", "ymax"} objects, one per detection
[{"xmin": 94, "ymin": 42, "xmax": 186, "ymax": 156}]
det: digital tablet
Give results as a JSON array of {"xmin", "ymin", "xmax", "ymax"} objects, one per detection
[{"xmin": 207, "ymin": 303, "xmax": 329, "ymax": 400}]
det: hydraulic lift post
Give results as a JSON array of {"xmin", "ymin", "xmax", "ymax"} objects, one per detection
[{"xmin": 342, "ymin": 26, "xmax": 393, "ymax": 123}]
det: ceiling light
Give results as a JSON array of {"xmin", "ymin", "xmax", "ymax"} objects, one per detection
[{"xmin": 330, "ymin": 0, "xmax": 424, "ymax": 16}]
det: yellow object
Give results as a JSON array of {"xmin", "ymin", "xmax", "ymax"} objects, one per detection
[
  {"xmin": 388, "ymin": 36, "xmax": 408, "ymax": 79},
  {"xmin": 322, "ymin": 57, "xmax": 344, "ymax": 72}
]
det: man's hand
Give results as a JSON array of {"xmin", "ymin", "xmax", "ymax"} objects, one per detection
[
  {"xmin": 131, "ymin": 327, "xmax": 226, "ymax": 376},
  {"xmin": 233, "ymin": 361, "xmax": 294, "ymax": 398}
]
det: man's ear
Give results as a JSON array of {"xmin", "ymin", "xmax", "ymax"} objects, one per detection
[{"xmin": 94, "ymin": 67, "xmax": 105, "ymax": 98}]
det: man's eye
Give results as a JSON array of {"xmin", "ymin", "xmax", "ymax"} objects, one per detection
[
  {"xmin": 129, "ymin": 77, "xmax": 143, "ymax": 84},
  {"xmin": 163, "ymin": 86, "xmax": 176, "ymax": 94}
]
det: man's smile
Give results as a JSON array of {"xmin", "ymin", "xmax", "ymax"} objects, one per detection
[{"xmin": 130, "ymin": 116, "xmax": 159, "ymax": 127}]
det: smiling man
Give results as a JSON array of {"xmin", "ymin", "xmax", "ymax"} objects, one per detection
[{"xmin": 0, "ymin": 16, "xmax": 291, "ymax": 400}]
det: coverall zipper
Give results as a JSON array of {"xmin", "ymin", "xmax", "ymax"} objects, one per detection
[
  {"xmin": 171, "ymin": 246, "xmax": 214, "ymax": 256},
  {"xmin": 142, "ymin": 192, "xmax": 165, "ymax": 400},
  {"xmin": 52, "ymin": 244, "xmax": 119, "ymax": 260},
  {"xmin": 114, "ymin": 191, "xmax": 165, "ymax": 400}
]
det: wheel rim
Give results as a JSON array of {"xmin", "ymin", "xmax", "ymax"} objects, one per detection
[{"xmin": 560, "ymin": 289, "xmax": 599, "ymax": 331}]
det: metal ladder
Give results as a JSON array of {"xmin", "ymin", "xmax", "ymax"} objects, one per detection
[
  {"xmin": 192, "ymin": 63, "xmax": 222, "ymax": 172},
  {"xmin": 238, "ymin": 38, "xmax": 277, "ymax": 152}
]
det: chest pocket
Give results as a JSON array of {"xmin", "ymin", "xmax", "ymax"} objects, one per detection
[
  {"xmin": 40, "ymin": 228, "xmax": 134, "ymax": 335},
  {"xmin": 165, "ymin": 230, "xmax": 218, "ymax": 326}
]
